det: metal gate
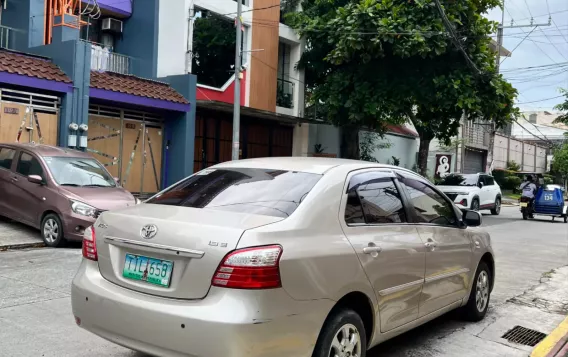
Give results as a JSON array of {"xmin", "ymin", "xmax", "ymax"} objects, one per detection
[
  {"xmin": 0, "ymin": 89, "xmax": 60, "ymax": 145},
  {"xmin": 463, "ymin": 148, "xmax": 486, "ymax": 174},
  {"xmin": 88, "ymin": 105, "xmax": 164, "ymax": 195}
]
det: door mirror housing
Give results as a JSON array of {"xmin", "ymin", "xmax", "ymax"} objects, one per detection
[
  {"xmin": 27, "ymin": 174, "xmax": 43, "ymax": 185},
  {"xmin": 464, "ymin": 210, "xmax": 482, "ymax": 227},
  {"xmin": 478, "ymin": 182, "xmax": 484, "ymax": 189},
  {"xmin": 114, "ymin": 177, "xmax": 120, "ymax": 183}
]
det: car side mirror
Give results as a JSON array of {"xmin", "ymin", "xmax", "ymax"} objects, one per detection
[
  {"xmin": 464, "ymin": 210, "xmax": 482, "ymax": 227},
  {"xmin": 478, "ymin": 182, "xmax": 484, "ymax": 188},
  {"xmin": 28, "ymin": 174, "xmax": 43, "ymax": 185},
  {"xmin": 114, "ymin": 177, "xmax": 120, "ymax": 183}
]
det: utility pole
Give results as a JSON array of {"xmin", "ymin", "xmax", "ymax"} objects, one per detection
[
  {"xmin": 232, "ymin": 1, "xmax": 243, "ymax": 161},
  {"xmin": 485, "ymin": 2, "xmax": 551, "ymax": 173}
]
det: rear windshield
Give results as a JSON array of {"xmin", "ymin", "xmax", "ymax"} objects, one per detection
[{"xmin": 146, "ymin": 168, "xmax": 322, "ymax": 218}]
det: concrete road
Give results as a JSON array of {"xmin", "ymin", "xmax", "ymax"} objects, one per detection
[{"xmin": 0, "ymin": 207, "xmax": 567, "ymax": 357}]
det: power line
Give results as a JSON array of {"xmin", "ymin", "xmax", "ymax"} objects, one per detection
[
  {"xmin": 500, "ymin": 26, "xmax": 537, "ymax": 66},
  {"xmin": 517, "ymin": 95, "xmax": 565, "ymax": 104}
]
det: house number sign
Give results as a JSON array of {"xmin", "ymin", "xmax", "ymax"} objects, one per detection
[{"xmin": 4, "ymin": 107, "xmax": 19, "ymax": 115}]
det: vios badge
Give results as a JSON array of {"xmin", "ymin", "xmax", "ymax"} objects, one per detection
[{"xmin": 140, "ymin": 224, "xmax": 158, "ymax": 239}]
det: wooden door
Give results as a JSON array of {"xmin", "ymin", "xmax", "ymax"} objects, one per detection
[
  {"xmin": 87, "ymin": 115, "xmax": 121, "ymax": 178},
  {"xmin": 141, "ymin": 125, "xmax": 163, "ymax": 194},
  {"xmin": 0, "ymin": 103, "xmax": 30, "ymax": 143},
  {"xmin": 32, "ymin": 110, "xmax": 58, "ymax": 146},
  {"xmin": 246, "ymin": 123, "xmax": 270, "ymax": 158},
  {"xmin": 120, "ymin": 120, "xmax": 144, "ymax": 193}
]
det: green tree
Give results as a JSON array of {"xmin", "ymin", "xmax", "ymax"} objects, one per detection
[
  {"xmin": 551, "ymin": 142, "xmax": 568, "ymax": 186},
  {"xmin": 553, "ymin": 89, "xmax": 568, "ymax": 124},
  {"xmin": 288, "ymin": 0, "xmax": 518, "ymax": 175}
]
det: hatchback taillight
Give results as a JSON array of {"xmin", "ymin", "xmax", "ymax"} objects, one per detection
[
  {"xmin": 82, "ymin": 226, "xmax": 98, "ymax": 261},
  {"xmin": 212, "ymin": 245, "xmax": 282, "ymax": 289}
]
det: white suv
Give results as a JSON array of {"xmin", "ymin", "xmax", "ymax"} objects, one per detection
[{"xmin": 436, "ymin": 173, "xmax": 502, "ymax": 215}]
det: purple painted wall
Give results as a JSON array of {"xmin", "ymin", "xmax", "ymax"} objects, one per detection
[{"xmin": 82, "ymin": 0, "xmax": 132, "ymax": 17}]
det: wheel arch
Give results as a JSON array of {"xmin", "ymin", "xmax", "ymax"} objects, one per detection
[
  {"xmin": 479, "ymin": 252, "xmax": 495, "ymax": 292},
  {"xmin": 323, "ymin": 291, "xmax": 376, "ymax": 349}
]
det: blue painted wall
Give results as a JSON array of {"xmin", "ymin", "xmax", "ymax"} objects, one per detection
[
  {"xmin": 28, "ymin": 0, "xmax": 45, "ymax": 48},
  {"xmin": 160, "ymin": 74, "xmax": 197, "ymax": 187},
  {"xmin": 1, "ymin": 0, "xmax": 31, "ymax": 51},
  {"xmin": 30, "ymin": 38, "xmax": 91, "ymax": 147},
  {"xmin": 115, "ymin": 0, "xmax": 159, "ymax": 79}
]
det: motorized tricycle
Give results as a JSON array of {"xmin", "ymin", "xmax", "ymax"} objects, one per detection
[{"xmin": 520, "ymin": 185, "xmax": 567, "ymax": 223}]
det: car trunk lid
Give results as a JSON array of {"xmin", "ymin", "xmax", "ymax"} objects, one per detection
[{"xmin": 95, "ymin": 204, "xmax": 283, "ymax": 299}]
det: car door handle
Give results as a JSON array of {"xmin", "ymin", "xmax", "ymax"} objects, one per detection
[
  {"xmin": 363, "ymin": 246, "xmax": 382, "ymax": 254},
  {"xmin": 11, "ymin": 177, "xmax": 18, "ymax": 182},
  {"xmin": 425, "ymin": 241, "xmax": 437, "ymax": 249}
]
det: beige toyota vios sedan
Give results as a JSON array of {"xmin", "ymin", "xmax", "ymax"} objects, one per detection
[{"xmin": 71, "ymin": 157, "xmax": 495, "ymax": 357}]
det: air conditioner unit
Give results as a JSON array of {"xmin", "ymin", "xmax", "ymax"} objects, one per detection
[{"xmin": 101, "ymin": 18, "xmax": 123, "ymax": 34}]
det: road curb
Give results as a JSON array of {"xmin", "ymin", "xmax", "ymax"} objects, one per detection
[
  {"xmin": 531, "ymin": 316, "xmax": 568, "ymax": 357},
  {"xmin": 0, "ymin": 242, "xmax": 46, "ymax": 251}
]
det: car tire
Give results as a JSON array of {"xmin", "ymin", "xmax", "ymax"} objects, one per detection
[
  {"xmin": 312, "ymin": 308, "xmax": 367, "ymax": 357},
  {"xmin": 41, "ymin": 213, "xmax": 66, "ymax": 248},
  {"xmin": 461, "ymin": 261, "xmax": 491, "ymax": 322},
  {"xmin": 490, "ymin": 197, "xmax": 501, "ymax": 215},
  {"xmin": 471, "ymin": 198, "xmax": 480, "ymax": 211}
]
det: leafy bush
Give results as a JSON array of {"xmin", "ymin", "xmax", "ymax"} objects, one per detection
[
  {"xmin": 492, "ymin": 168, "xmax": 516, "ymax": 187},
  {"xmin": 506, "ymin": 160, "xmax": 521, "ymax": 172},
  {"xmin": 502, "ymin": 176, "xmax": 522, "ymax": 190},
  {"xmin": 544, "ymin": 177, "xmax": 553, "ymax": 185}
]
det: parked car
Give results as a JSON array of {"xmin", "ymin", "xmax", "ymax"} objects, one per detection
[
  {"xmin": 71, "ymin": 158, "xmax": 494, "ymax": 357},
  {"xmin": 436, "ymin": 173, "xmax": 502, "ymax": 214},
  {"xmin": 0, "ymin": 143, "xmax": 139, "ymax": 247}
]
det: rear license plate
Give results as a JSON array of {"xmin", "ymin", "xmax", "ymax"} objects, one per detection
[
  {"xmin": 520, "ymin": 202, "xmax": 528, "ymax": 208},
  {"xmin": 123, "ymin": 253, "xmax": 173, "ymax": 287}
]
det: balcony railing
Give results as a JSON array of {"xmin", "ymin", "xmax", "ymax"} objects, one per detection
[
  {"xmin": 276, "ymin": 78, "xmax": 295, "ymax": 109},
  {"xmin": 465, "ymin": 121, "xmax": 489, "ymax": 147},
  {"xmin": 87, "ymin": 41, "xmax": 131, "ymax": 75},
  {"xmin": 0, "ymin": 25, "xmax": 14, "ymax": 50}
]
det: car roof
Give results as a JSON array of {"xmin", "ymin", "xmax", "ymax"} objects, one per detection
[
  {"xmin": 0, "ymin": 143, "xmax": 92, "ymax": 158},
  {"xmin": 212, "ymin": 157, "xmax": 408, "ymax": 175}
]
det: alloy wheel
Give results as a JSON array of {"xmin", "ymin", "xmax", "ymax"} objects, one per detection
[
  {"xmin": 329, "ymin": 323, "xmax": 362, "ymax": 357},
  {"xmin": 43, "ymin": 219, "xmax": 59, "ymax": 243},
  {"xmin": 495, "ymin": 199, "xmax": 501, "ymax": 214},
  {"xmin": 475, "ymin": 271, "xmax": 490, "ymax": 312}
]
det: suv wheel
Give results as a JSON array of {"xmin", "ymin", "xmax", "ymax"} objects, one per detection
[
  {"xmin": 490, "ymin": 198, "xmax": 501, "ymax": 215},
  {"xmin": 312, "ymin": 308, "xmax": 366, "ymax": 357},
  {"xmin": 471, "ymin": 198, "xmax": 480, "ymax": 211},
  {"xmin": 41, "ymin": 213, "xmax": 66, "ymax": 248}
]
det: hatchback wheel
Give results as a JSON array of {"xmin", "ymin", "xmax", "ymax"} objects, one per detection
[
  {"xmin": 313, "ymin": 308, "xmax": 366, "ymax": 357},
  {"xmin": 471, "ymin": 199, "xmax": 480, "ymax": 211},
  {"xmin": 461, "ymin": 261, "xmax": 491, "ymax": 322},
  {"xmin": 41, "ymin": 213, "xmax": 65, "ymax": 248}
]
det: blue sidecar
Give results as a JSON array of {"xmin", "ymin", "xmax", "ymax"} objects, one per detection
[{"xmin": 533, "ymin": 186, "xmax": 568, "ymax": 222}]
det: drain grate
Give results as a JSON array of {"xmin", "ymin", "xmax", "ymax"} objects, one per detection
[{"xmin": 502, "ymin": 326, "xmax": 547, "ymax": 347}]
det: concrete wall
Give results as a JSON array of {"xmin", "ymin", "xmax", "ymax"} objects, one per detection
[
  {"xmin": 308, "ymin": 124, "xmax": 341, "ymax": 157},
  {"xmin": 493, "ymin": 134, "xmax": 547, "ymax": 173}
]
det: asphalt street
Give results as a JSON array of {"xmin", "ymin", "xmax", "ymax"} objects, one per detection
[{"xmin": 0, "ymin": 206, "xmax": 567, "ymax": 357}]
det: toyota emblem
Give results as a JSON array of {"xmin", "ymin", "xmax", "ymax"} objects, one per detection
[{"xmin": 140, "ymin": 224, "xmax": 158, "ymax": 239}]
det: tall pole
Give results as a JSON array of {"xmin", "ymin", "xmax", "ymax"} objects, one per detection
[{"xmin": 232, "ymin": 1, "xmax": 243, "ymax": 161}]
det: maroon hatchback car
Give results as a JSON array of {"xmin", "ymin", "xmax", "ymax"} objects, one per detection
[{"xmin": 0, "ymin": 143, "xmax": 139, "ymax": 247}]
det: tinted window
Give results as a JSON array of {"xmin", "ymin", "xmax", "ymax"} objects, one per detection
[
  {"xmin": 357, "ymin": 178, "xmax": 406, "ymax": 224},
  {"xmin": 44, "ymin": 156, "xmax": 115, "ymax": 187},
  {"xmin": 16, "ymin": 153, "xmax": 44, "ymax": 178},
  {"xmin": 146, "ymin": 168, "xmax": 321, "ymax": 218},
  {"xmin": 0, "ymin": 148, "xmax": 15, "ymax": 170},
  {"xmin": 437, "ymin": 174, "xmax": 478, "ymax": 186},
  {"xmin": 399, "ymin": 177, "xmax": 457, "ymax": 226},
  {"xmin": 345, "ymin": 191, "xmax": 365, "ymax": 224},
  {"xmin": 484, "ymin": 176, "xmax": 495, "ymax": 185}
]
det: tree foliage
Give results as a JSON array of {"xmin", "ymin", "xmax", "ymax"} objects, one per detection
[
  {"xmin": 551, "ymin": 142, "xmax": 568, "ymax": 183},
  {"xmin": 288, "ymin": 0, "xmax": 519, "ymax": 174},
  {"xmin": 553, "ymin": 89, "xmax": 568, "ymax": 124}
]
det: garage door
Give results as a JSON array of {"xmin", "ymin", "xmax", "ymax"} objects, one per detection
[
  {"xmin": 0, "ymin": 90, "xmax": 59, "ymax": 145},
  {"xmin": 463, "ymin": 149, "xmax": 486, "ymax": 174},
  {"xmin": 87, "ymin": 106, "xmax": 163, "ymax": 195}
]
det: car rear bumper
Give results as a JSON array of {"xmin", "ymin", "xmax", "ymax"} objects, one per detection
[
  {"xmin": 71, "ymin": 259, "xmax": 333, "ymax": 357},
  {"xmin": 61, "ymin": 212, "xmax": 94, "ymax": 241}
]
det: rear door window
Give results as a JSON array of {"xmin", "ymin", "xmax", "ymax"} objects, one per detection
[
  {"xmin": 0, "ymin": 147, "xmax": 16, "ymax": 170},
  {"xmin": 146, "ymin": 168, "xmax": 322, "ymax": 218},
  {"xmin": 345, "ymin": 171, "xmax": 406, "ymax": 225}
]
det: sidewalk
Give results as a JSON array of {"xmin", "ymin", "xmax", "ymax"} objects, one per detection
[
  {"xmin": 0, "ymin": 217, "xmax": 44, "ymax": 250},
  {"xmin": 529, "ymin": 267, "xmax": 568, "ymax": 357}
]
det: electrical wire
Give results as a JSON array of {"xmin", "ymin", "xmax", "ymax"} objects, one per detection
[{"xmin": 517, "ymin": 95, "xmax": 565, "ymax": 104}]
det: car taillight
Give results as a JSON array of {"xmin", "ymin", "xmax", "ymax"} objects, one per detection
[
  {"xmin": 82, "ymin": 226, "xmax": 98, "ymax": 261},
  {"xmin": 212, "ymin": 245, "xmax": 282, "ymax": 289}
]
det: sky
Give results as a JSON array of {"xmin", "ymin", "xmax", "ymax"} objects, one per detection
[{"xmin": 486, "ymin": 0, "xmax": 568, "ymax": 113}]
